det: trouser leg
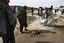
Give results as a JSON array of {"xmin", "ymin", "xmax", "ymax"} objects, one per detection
[
  {"xmin": 2, "ymin": 34, "xmax": 9, "ymax": 43},
  {"xmin": 2, "ymin": 24, "xmax": 15, "ymax": 43},
  {"xmin": 7, "ymin": 30, "xmax": 15, "ymax": 43},
  {"xmin": 44, "ymin": 19, "xmax": 48, "ymax": 26},
  {"xmin": 18, "ymin": 19, "xmax": 23, "ymax": 32},
  {"xmin": 20, "ymin": 25, "xmax": 23, "ymax": 32}
]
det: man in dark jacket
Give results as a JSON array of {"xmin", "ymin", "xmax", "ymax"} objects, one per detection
[
  {"xmin": 0, "ymin": 0, "xmax": 16, "ymax": 43},
  {"xmin": 31, "ymin": 7, "xmax": 34, "ymax": 15},
  {"xmin": 17, "ymin": 6, "xmax": 28, "ymax": 34}
]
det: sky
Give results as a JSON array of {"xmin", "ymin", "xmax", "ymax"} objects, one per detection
[{"xmin": 9, "ymin": 0, "xmax": 64, "ymax": 8}]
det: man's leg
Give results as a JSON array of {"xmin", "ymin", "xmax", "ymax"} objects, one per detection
[
  {"xmin": 20, "ymin": 25, "xmax": 23, "ymax": 33},
  {"xmin": 24, "ymin": 19, "xmax": 28, "ymax": 31},
  {"xmin": 25, "ymin": 27, "xmax": 28, "ymax": 31},
  {"xmin": 7, "ymin": 30, "xmax": 15, "ymax": 43},
  {"xmin": 2, "ymin": 34, "xmax": 9, "ymax": 43},
  {"xmin": 18, "ymin": 18, "xmax": 23, "ymax": 33},
  {"xmin": 7, "ymin": 23, "xmax": 15, "ymax": 43}
]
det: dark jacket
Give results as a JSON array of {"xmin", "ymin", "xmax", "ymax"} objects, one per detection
[
  {"xmin": 17, "ymin": 9, "xmax": 27, "ymax": 27},
  {"xmin": 0, "ymin": 1, "xmax": 16, "ymax": 34}
]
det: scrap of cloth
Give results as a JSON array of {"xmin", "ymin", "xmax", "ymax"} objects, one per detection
[{"xmin": 0, "ymin": 1, "xmax": 16, "ymax": 34}]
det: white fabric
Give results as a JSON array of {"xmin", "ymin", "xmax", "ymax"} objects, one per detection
[
  {"xmin": 47, "ymin": 17, "xmax": 54, "ymax": 25},
  {"xmin": 39, "ymin": 17, "xmax": 46, "ymax": 24}
]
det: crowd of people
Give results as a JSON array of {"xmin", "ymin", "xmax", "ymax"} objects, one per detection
[{"xmin": 0, "ymin": 0, "xmax": 59, "ymax": 43}]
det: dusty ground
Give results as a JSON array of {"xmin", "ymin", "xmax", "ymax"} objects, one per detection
[
  {"xmin": 0, "ymin": 11, "xmax": 64, "ymax": 43},
  {"xmin": 15, "ymin": 11, "xmax": 64, "ymax": 43}
]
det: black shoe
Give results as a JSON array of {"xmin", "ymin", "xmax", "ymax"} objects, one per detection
[
  {"xmin": 20, "ymin": 32, "xmax": 23, "ymax": 34},
  {"xmin": 25, "ymin": 29, "xmax": 28, "ymax": 31}
]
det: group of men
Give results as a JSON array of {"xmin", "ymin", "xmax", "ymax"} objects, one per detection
[
  {"xmin": 38, "ymin": 6, "xmax": 55, "ymax": 26},
  {"xmin": 0, "ymin": 0, "xmax": 55, "ymax": 43},
  {"xmin": 0, "ymin": 0, "xmax": 28, "ymax": 43}
]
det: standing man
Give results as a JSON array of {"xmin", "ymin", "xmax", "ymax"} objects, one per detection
[
  {"xmin": 50, "ymin": 6, "xmax": 53, "ymax": 12},
  {"xmin": 17, "ymin": 6, "xmax": 28, "ymax": 34},
  {"xmin": 31, "ymin": 7, "xmax": 34, "ymax": 15},
  {"xmin": 38, "ymin": 7, "xmax": 43, "ymax": 16},
  {"xmin": 0, "ymin": 0, "xmax": 16, "ymax": 43}
]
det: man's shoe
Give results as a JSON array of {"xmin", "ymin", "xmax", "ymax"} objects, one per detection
[
  {"xmin": 20, "ymin": 32, "xmax": 23, "ymax": 34},
  {"xmin": 25, "ymin": 29, "xmax": 28, "ymax": 31},
  {"xmin": 19, "ymin": 32, "xmax": 23, "ymax": 34}
]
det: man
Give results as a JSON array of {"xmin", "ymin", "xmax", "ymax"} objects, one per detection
[
  {"xmin": 44, "ymin": 7, "xmax": 53, "ymax": 26},
  {"xmin": 0, "ymin": 0, "xmax": 16, "ymax": 43},
  {"xmin": 31, "ymin": 7, "xmax": 34, "ymax": 15},
  {"xmin": 17, "ymin": 6, "xmax": 28, "ymax": 34},
  {"xmin": 38, "ymin": 7, "xmax": 43, "ymax": 16},
  {"xmin": 50, "ymin": 6, "xmax": 53, "ymax": 12}
]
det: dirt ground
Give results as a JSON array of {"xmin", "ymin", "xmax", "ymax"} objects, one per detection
[
  {"xmin": 15, "ymin": 12, "xmax": 64, "ymax": 43},
  {"xmin": 0, "ymin": 11, "xmax": 64, "ymax": 43},
  {"xmin": 15, "ymin": 28, "xmax": 64, "ymax": 43}
]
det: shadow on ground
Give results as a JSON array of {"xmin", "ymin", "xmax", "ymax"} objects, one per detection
[
  {"xmin": 22, "ymin": 31, "xmax": 31, "ymax": 34},
  {"xmin": 36, "ymin": 41, "xmax": 52, "ymax": 43},
  {"xmin": 22, "ymin": 30, "xmax": 56, "ymax": 35},
  {"xmin": 47, "ymin": 25, "xmax": 64, "ymax": 30},
  {"xmin": 40, "ymin": 30, "xmax": 56, "ymax": 34}
]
